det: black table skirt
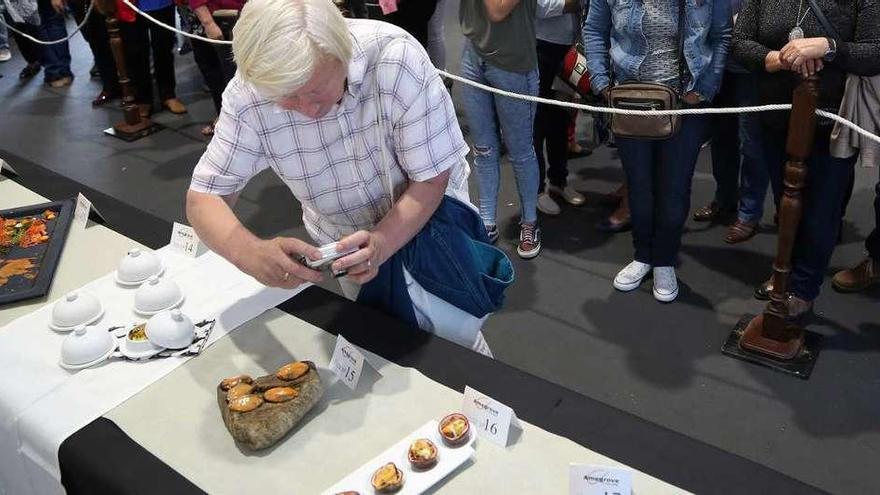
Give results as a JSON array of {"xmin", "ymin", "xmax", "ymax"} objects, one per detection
[{"xmin": 3, "ymin": 163, "xmax": 824, "ymax": 495}]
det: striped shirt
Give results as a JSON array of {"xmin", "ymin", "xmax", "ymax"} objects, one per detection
[{"xmin": 190, "ymin": 19, "xmax": 471, "ymax": 245}]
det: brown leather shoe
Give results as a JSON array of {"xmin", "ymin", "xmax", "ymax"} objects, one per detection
[
  {"xmin": 162, "ymin": 98, "xmax": 187, "ymax": 114},
  {"xmin": 832, "ymin": 258, "xmax": 880, "ymax": 292},
  {"xmin": 693, "ymin": 201, "xmax": 734, "ymax": 222},
  {"xmin": 137, "ymin": 103, "xmax": 152, "ymax": 119},
  {"xmin": 595, "ymin": 197, "xmax": 631, "ymax": 233},
  {"xmin": 724, "ymin": 219, "xmax": 757, "ymax": 244}
]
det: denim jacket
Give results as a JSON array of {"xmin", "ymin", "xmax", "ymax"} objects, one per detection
[
  {"xmin": 357, "ymin": 195, "xmax": 515, "ymax": 328},
  {"xmin": 582, "ymin": 0, "xmax": 732, "ymax": 100}
]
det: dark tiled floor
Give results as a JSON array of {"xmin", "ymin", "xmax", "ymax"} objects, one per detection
[{"xmin": 2, "ymin": 5, "xmax": 879, "ymax": 492}]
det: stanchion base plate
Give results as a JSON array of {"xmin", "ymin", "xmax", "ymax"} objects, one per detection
[{"xmin": 721, "ymin": 314, "xmax": 822, "ymax": 379}]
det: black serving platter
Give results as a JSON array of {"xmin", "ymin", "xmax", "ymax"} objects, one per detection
[{"xmin": 0, "ymin": 199, "xmax": 76, "ymax": 305}]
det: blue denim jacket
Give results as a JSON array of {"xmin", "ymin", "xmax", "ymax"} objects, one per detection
[
  {"xmin": 357, "ymin": 196, "xmax": 515, "ymax": 328},
  {"xmin": 582, "ymin": 0, "xmax": 732, "ymax": 100}
]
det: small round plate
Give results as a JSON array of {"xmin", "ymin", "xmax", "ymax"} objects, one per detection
[
  {"xmin": 115, "ymin": 265, "xmax": 165, "ymax": 287},
  {"xmin": 48, "ymin": 304, "xmax": 106, "ymax": 333},
  {"xmin": 58, "ymin": 339, "xmax": 118, "ymax": 371},
  {"xmin": 133, "ymin": 294, "xmax": 185, "ymax": 317},
  {"xmin": 118, "ymin": 337, "xmax": 165, "ymax": 360}
]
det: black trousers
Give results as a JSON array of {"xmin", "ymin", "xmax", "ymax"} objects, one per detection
[
  {"xmin": 364, "ymin": 0, "xmax": 437, "ymax": 47},
  {"xmin": 119, "ymin": 6, "xmax": 177, "ymax": 104},
  {"xmin": 533, "ymin": 39, "xmax": 572, "ymax": 192},
  {"xmin": 69, "ymin": 0, "xmax": 120, "ymax": 94},
  {"xmin": 190, "ymin": 39, "xmax": 224, "ymax": 112},
  {"xmin": 4, "ymin": 13, "xmax": 40, "ymax": 65},
  {"xmin": 867, "ymin": 173, "xmax": 880, "ymax": 261}
]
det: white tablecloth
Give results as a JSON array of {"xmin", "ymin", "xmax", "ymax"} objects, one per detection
[{"xmin": 0, "ymin": 179, "xmax": 305, "ymax": 495}]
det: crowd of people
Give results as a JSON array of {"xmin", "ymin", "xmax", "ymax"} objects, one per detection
[{"xmin": 1, "ymin": 0, "xmax": 878, "ymax": 329}]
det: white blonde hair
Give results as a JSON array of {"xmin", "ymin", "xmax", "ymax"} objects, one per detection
[{"xmin": 232, "ymin": 0, "xmax": 352, "ymax": 98}]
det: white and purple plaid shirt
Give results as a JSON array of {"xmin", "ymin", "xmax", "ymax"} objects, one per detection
[{"xmin": 190, "ymin": 19, "xmax": 471, "ymax": 245}]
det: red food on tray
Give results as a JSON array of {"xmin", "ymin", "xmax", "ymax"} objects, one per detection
[
  {"xmin": 20, "ymin": 219, "xmax": 49, "ymax": 247},
  {"xmin": 0, "ymin": 201, "xmax": 73, "ymax": 305}
]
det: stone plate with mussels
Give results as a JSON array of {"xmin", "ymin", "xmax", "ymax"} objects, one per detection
[{"xmin": 217, "ymin": 361, "xmax": 323, "ymax": 450}]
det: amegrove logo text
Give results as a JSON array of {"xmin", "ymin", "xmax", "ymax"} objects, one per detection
[{"xmin": 585, "ymin": 470, "xmax": 620, "ymax": 486}]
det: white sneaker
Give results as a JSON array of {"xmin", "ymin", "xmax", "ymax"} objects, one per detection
[
  {"xmin": 0, "ymin": 48, "xmax": 11, "ymax": 63},
  {"xmin": 613, "ymin": 261, "xmax": 651, "ymax": 291},
  {"xmin": 653, "ymin": 266, "xmax": 679, "ymax": 302},
  {"xmin": 537, "ymin": 192, "xmax": 561, "ymax": 216}
]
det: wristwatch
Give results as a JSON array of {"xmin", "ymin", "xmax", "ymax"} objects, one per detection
[{"xmin": 823, "ymin": 37, "xmax": 838, "ymax": 62}]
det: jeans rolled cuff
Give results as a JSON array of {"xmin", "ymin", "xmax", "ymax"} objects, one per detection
[{"xmin": 736, "ymin": 212, "xmax": 762, "ymax": 224}]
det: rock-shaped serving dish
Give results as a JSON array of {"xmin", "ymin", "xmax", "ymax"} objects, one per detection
[{"xmin": 216, "ymin": 361, "xmax": 323, "ymax": 450}]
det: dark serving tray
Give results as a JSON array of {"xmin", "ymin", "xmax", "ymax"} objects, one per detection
[{"xmin": 0, "ymin": 198, "xmax": 76, "ymax": 305}]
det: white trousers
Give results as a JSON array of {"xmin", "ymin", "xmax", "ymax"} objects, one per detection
[{"xmin": 339, "ymin": 267, "xmax": 493, "ymax": 358}]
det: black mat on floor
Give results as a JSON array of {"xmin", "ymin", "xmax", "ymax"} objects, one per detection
[{"xmin": 2, "ymin": 5, "xmax": 879, "ymax": 492}]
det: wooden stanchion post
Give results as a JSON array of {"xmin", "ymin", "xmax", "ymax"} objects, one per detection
[
  {"xmin": 95, "ymin": 0, "xmax": 162, "ymax": 141},
  {"xmin": 723, "ymin": 74, "xmax": 822, "ymax": 378}
]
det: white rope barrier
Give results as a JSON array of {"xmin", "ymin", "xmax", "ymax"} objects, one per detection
[
  {"xmin": 10, "ymin": 0, "xmax": 880, "ymax": 147},
  {"xmin": 117, "ymin": 1, "xmax": 880, "ymax": 146},
  {"xmin": 439, "ymin": 69, "xmax": 793, "ymax": 116},
  {"xmin": 0, "ymin": 0, "xmax": 95, "ymax": 45}
]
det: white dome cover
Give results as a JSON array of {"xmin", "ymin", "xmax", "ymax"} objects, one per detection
[
  {"xmin": 61, "ymin": 325, "xmax": 115, "ymax": 366},
  {"xmin": 145, "ymin": 309, "xmax": 194, "ymax": 349},
  {"xmin": 51, "ymin": 291, "xmax": 103, "ymax": 329},
  {"xmin": 117, "ymin": 247, "xmax": 163, "ymax": 284},
  {"xmin": 134, "ymin": 276, "xmax": 183, "ymax": 314}
]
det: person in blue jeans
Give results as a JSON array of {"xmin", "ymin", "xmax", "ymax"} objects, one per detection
[
  {"xmin": 693, "ymin": 2, "xmax": 770, "ymax": 244},
  {"xmin": 38, "ymin": 0, "xmax": 74, "ymax": 87},
  {"xmin": 583, "ymin": 0, "xmax": 731, "ymax": 302},
  {"xmin": 733, "ymin": 0, "xmax": 880, "ymax": 316},
  {"xmin": 459, "ymin": 0, "xmax": 542, "ymax": 259},
  {"xmin": 694, "ymin": 70, "xmax": 771, "ymax": 244}
]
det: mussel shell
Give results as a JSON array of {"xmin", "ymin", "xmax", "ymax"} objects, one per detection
[
  {"xmin": 370, "ymin": 462, "xmax": 404, "ymax": 493},
  {"xmin": 407, "ymin": 438, "xmax": 438, "ymax": 469},
  {"xmin": 220, "ymin": 374, "xmax": 253, "ymax": 391},
  {"xmin": 228, "ymin": 394, "xmax": 263, "ymax": 412},
  {"xmin": 226, "ymin": 383, "xmax": 254, "ymax": 402},
  {"xmin": 438, "ymin": 413, "xmax": 470, "ymax": 447},
  {"xmin": 275, "ymin": 361, "xmax": 310, "ymax": 381},
  {"xmin": 264, "ymin": 386, "xmax": 299, "ymax": 403}
]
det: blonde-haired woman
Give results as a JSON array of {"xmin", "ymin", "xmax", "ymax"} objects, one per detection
[{"xmin": 187, "ymin": 0, "xmax": 511, "ymax": 354}]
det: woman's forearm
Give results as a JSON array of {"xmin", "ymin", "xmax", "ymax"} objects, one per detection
[{"xmin": 186, "ymin": 189, "xmax": 258, "ymax": 268}]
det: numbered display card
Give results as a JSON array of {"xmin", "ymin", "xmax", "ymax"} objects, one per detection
[
  {"xmin": 329, "ymin": 334, "xmax": 366, "ymax": 390},
  {"xmin": 461, "ymin": 386, "xmax": 519, "ymax": 447},
  {"xmin": 569, "ymin": 464, "xmax": 633, "ymax": 495}
]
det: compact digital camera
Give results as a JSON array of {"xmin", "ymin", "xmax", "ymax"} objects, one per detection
[{"xmin": 299, "ymin": 243, "xmax": 359, "ymax": 277}]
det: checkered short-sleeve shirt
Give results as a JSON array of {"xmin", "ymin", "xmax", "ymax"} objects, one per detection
[{"xmin": 190, "ymin": 19, "xmax": 471, "ymax": 245}]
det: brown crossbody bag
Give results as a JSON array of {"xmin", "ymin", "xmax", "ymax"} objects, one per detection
[{"xmin": 608, "ymin": 0, "xmax": 687, "ymax": 140}]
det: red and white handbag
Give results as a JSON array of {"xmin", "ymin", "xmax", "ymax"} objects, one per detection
[{"xmin": 558, "ymin": 43, "xmax": 592, "ymax": 99}]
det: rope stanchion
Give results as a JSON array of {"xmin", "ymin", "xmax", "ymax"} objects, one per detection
[
  {"xmin": 0, "ymin": 0, "xmax": 95, "ymax": 45},
  {"xmin": 30, "ymin": 0, "xmax": 880, "ymax": 147}
]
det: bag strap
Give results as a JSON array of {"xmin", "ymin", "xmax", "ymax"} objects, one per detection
[
  {"xmin": 806, "ymin": 0, "xmax": 841, "ymax": 40},
  {"xmin": 677, "ymin": 0, "xmax": 687, "ymax": 94}
]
